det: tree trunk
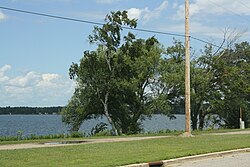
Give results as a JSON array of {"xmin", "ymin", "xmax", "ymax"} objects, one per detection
[
  {"xmin": 198, "ymin": 103, "xmax": 207, "ymax": 130},
  {"xmin": 191, "ymin": 115, "xmax": 198, "ymax": 130},
  {"xmin": 102, "ymin": 93, "xmax": 119, "ymax": 136},
  {"xmin": 191, "ymin": 104, "xmax": 198, "ymax": 130},
  {"xmin": 198, "ymin": 112, "xmax": 205, "ymax": 130}
]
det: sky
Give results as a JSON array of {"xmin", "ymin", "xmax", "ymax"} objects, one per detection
[{"xmin": 0, "ymin": 0, "xmax": 250, "ymax": 107}]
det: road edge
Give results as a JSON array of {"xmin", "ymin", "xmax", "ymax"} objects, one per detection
[{"xmin": 120, "ymin": 148, "xmax": 250, "ymax": 167}]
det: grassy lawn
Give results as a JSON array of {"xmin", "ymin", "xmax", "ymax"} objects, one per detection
[
  {"xmin": 1, "ymin": 128, "xmax": 248, "ymax": 145},
  {"xmin": 0, "ymin": 134, "xmax": 250, "ymax": 167},
  {"xmin": 0, "ymin": 131, "xmax": 182, "ymax": 145}
]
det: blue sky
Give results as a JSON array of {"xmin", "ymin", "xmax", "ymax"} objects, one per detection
[{"xmin": 0, "ymin": 0, "xmax": 250, "ymax": 107}]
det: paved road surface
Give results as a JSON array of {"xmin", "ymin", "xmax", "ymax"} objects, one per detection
[{"xmin": 167, "ymin": 151, "xmax": 250, "ymax": 167}]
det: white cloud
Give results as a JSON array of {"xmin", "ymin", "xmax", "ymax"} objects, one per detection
[
  {"xmin": 158, "ymin": 20, "xmax": 230, "ymax": 41},
  {"xmin": 0, "ymin": 65, "xmax": 11, "ymax": 82},
  {"xmin": 37, "ymin": 73, "xmax": 60, "ymax": 88},
  {"xmin": 174, "ymin": 0, "xmax": 250, "ymax": 20},
  {"xmin": 127, "ymin": 8, "xmax": 143, "ymax": 20},
  {"xmin": 9, "ymin": 72, "xmax": 41, "ymax": 87},
  {"xmin": 0, "ymin": 11, "xmax": 7, "ymax": 21},
  {"xmin": 0, "ymin": 65, "xmax": 75, "ymax": 107},
  {"xmin": 0, "ymin": 64, "xmax": 11, "ymax": 75},
  {"xmin": 127, "ymin": 1, "xmax": 168, "ymax": 23},
  {"xmin": 5, "ymin": 86, "xmax": 33, "ymax": 97}
]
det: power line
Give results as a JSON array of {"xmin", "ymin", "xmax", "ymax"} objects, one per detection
[
  {"xmin": 190, "ymin": 36, "xmax": 224, "ymax": 49},
  {"xmin": 237, "ymin": 0, "xmax": 250, "ymax": 10},
  {"xmin": 0, "ymin": 6, "xmax": 185, "ymax": 38},
  {"xmin": 0, "ymin": 6, "xmax": 105, "ymax": 26},
  {"xmin": 0, "ymin": 6, "xmax": 223, "ymax": 49},
  {"xmin": 207, "ymin": 0, "xmax": 250, "ymax": 22}
]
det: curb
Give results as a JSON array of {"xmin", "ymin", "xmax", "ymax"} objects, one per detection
[{"xmin": 119, "ymin": 148, "xmax": 250, "ymax": 167}]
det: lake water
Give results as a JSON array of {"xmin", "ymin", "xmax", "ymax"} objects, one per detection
[{"xmin": 0, "ymin": 114, "xmax": 185, "ymax": 137}]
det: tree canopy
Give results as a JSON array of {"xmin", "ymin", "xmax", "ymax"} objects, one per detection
[{"xmin": 62, "ymin": 11, "xmax": 250, "ymax": 135}]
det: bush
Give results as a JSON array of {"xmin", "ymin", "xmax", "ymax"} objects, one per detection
[
  {"xmin": 93, "ymin": 130, "xmax": 112, "ymax": 136},
  {"xmin": 70, "ymin": 132, "xmax": 85, "ymax": 138},
  {"xmin": 0, "ymin": 136, "xmax": 18, "ymax": 141}
]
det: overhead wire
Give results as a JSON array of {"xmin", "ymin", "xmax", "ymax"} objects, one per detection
[
  {"xmin": 0, "ymin": 6, "xmax": 186, "ymax": 38},
  {"xmin": 0, "ymin": 6, "xmax": 105, "ymax": 26},
  {"xmin": 0, "ymin": 6, "xmax": 224, "ymax": 49},
  {"xmin": 237, "ymin": 0, "xmax": 250, "ymax": 10},
  {"xmin": 207, "ymin": 0, "xmax": 250, "ymax": 22}
]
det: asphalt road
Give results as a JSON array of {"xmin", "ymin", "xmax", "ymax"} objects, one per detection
[{"xmin": 167, "ymin": 151, "xmax": 250, "ymax": 167}]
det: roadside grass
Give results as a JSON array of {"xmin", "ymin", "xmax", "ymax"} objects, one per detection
[
  {"xmin": 0, "ymin": 131, "xmax": 183, "ymax": 145},
  {"xmin": 0, "ymin": 134, "xmax": 250, "ymax": 167}
]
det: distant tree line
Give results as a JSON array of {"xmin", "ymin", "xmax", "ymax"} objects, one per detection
[{"xmin": 0, "ymin": 106, "xmax": 63, "ymax": 115}]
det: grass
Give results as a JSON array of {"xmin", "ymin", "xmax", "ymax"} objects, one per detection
[
  {"xmin": 0, "ymin": 130, "xmax": 182, "ymax": 145},
  {"xmin": 0, "ymin": 133, "xmax": 250, "ymax": 167},
  {"xmin": 0, "ymin": 128, "xmax": 247, "ymax": 145}
]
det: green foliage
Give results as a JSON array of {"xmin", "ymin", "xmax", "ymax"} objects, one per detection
[
  {"xmin": 89, "ymin": 11, "xmax": 137, "ymax": 51},
  {"xmin": 69, "ymin": 132, "xmax": 85, "ymax": 138},
  {"xmin": 159, "ymin": 40, "xmax": 250, "ymax": 130},
  {"xmin": 63, "ymin": 10, "xmax": 250, "ymax": 134},
  {"xmin": 92, "ymin": 130, "xmax": 112, "ymax": 137},
  {"xmin": 61, "ymin": 95, "xmax": 92, "ymax": 132},
  {"xmin": 63, "ymin": 11, "xmax": 170, "ymax": 135},
  {"xmin": 17, "ymin": 130, "xmax": 24, "ymax": 141},
  {"xmin": 0, "ymin": 132, "xmax": 86, "ymax": 142},
  {"xmin": 90, "ymin": 122, "xmax": 108, "ymax": 136},
  {"xmin": 0, "ymin": 136, "xmax": 19, "ymax": 142},
  {"xmin": 211, "ymin": 42, "xmax": 250, "ymax": 128}
]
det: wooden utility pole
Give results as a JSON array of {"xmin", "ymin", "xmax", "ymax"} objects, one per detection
[{"xmin": 185, "ymin": 0, "xmax": 191, "ymax": 136}]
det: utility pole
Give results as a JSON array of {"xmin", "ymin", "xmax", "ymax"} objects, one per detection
[{"xmin": 184, "ymin": 0, "xmax": 191, "ymax": 136}]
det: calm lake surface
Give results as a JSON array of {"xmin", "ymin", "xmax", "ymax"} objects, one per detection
[{"xmin": 0, "ymin": 114, "xmax": 185, "ymax": 137}]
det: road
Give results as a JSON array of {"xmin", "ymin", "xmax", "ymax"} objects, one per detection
[{"xmin": 167, "ymin": 151, "xmax": 250, "ymax": 167}]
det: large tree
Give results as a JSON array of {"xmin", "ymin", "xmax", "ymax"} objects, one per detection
[
  {"xmin": 62, "ymin": 11, "xmax": 167, "ymax": 135},
  {"xmin": 190, "ymin": 45, "xmax": 221, "ymax": 130},
  {"xmin": 62, "ymin": 11, "xmax": 250, "ymax": 133},
  {"xmin": 64, "ymin": 11, "xmax": 137, "ymax": 135},
  {"xmin": 211, "ymin": 42, "xmax": 250, "ymax": 128}
]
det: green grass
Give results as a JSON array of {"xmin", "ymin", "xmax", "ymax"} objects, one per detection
[
  {"xmin": 0, "ymin": 131, "xmax": 182, "ymax": 145},
  {"xmin": 0, "ymin": 134, "xmax": 250, "ymax": 167},
  {"xmin": 0, "ymin": 128, "xmax": 247, "ymax": 145}
]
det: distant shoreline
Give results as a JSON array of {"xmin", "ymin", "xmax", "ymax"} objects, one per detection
[{"xmin": 0, "ymin": 106, "xmax": 63, "ymax": 115}]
